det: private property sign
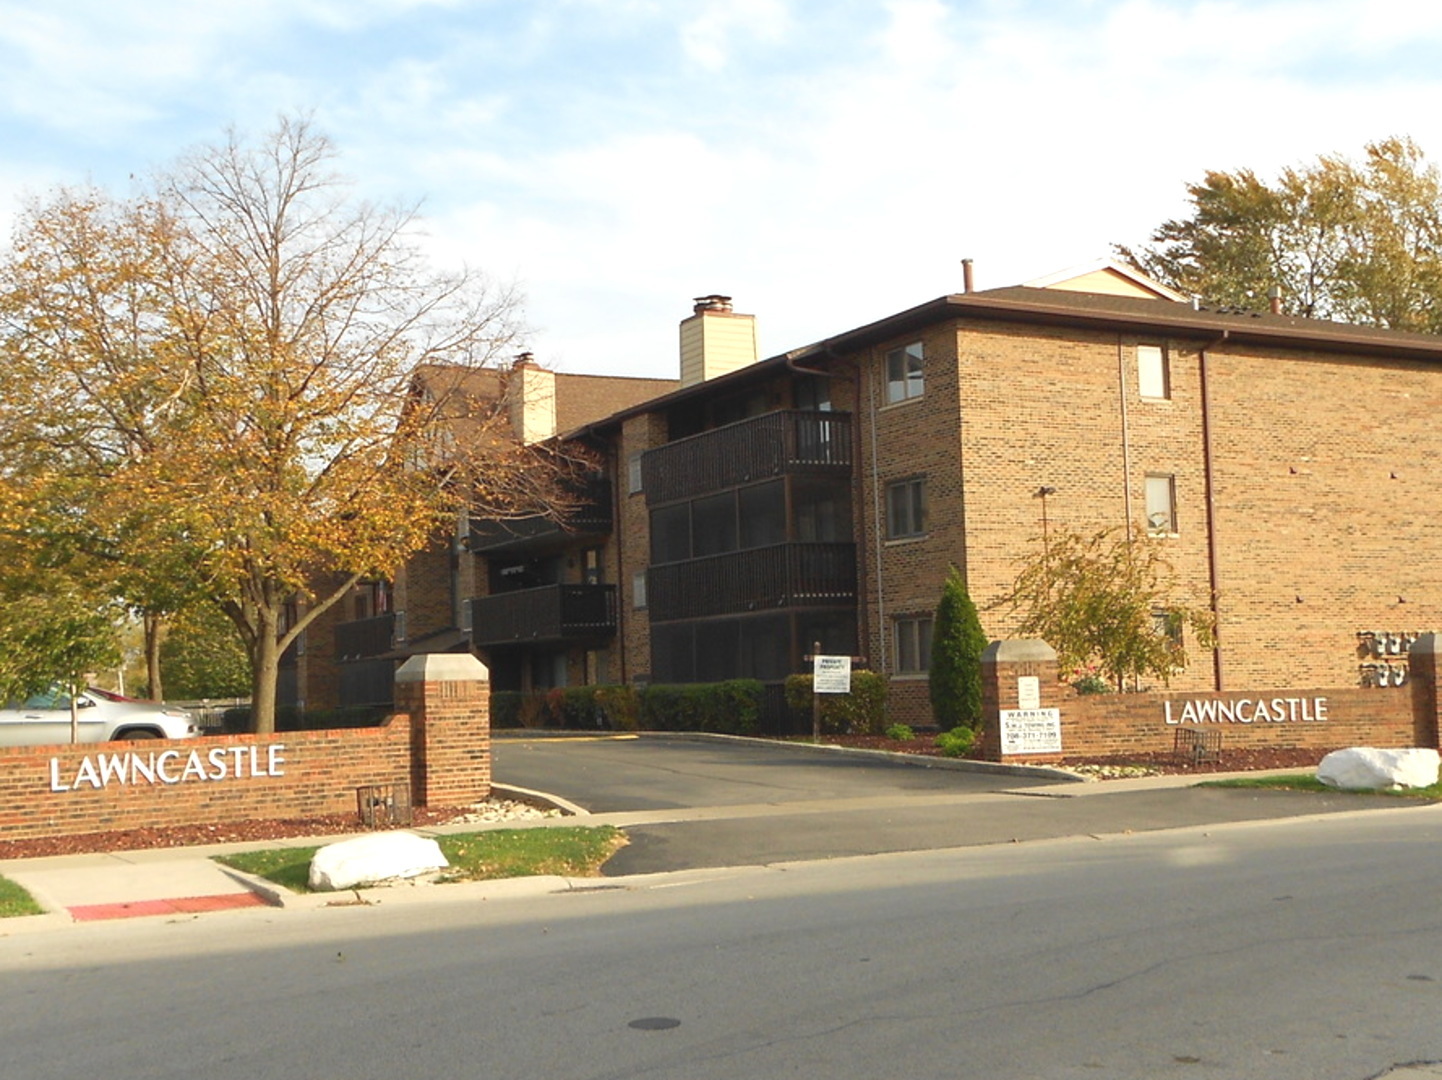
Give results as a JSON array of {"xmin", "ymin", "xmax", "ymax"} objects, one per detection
[
  {"xmin": 49, "ymin": 744, "xmax": 287, "ymax": 792},
  {"xmin": 812, "ymin": 655, "xmax": 852, "ymax": 694}
]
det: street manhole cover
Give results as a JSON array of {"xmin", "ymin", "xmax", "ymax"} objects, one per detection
[{"xmin": 628, "ymin": 1017, "xmax": 681, "ymax": 1031}]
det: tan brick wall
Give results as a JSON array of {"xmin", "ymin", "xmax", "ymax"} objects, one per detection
[
  {"xmin": 618, "ymin": 413, "xmax": 668, "ymax": 681},
  {"xmin": 849, "ymin": 314, "xmax": 1442, "ymax": 731}
]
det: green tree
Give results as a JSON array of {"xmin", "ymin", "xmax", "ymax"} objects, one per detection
[
  {"xmin": 0, "ymin": 581, "xmax": 122, "ymax": 740},
  {"xmin": 991, "ymin": 526, "xmax": 1214, "ymax": 692},
  {"xmin": 1118, "ymin": 136, "xmax": 1442, "ymax": 332},
  {"xmin": 0, "ymin": 118, "xmax": 577, "ymax": 733},
  {"xmin": 159, "ymin": 603, "xmax": 252, "ymax": 700},
  {"xmin": 929, "ymin": 566, "xmax": 987, "ymax": 730}
]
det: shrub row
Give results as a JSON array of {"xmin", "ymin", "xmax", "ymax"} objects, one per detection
[
  {"xmin": 492, "ymin": 680, "xmax": 769, "ymax": 736},
  {"xmin": 490, "ymin": 673, "xmax": 888, "ymax": 737},
  {"xmin": 781, "ymin": 671, "xmax": 888, "ymax": 735}
]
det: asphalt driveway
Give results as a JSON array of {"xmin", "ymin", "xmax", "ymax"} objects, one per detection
[
  {"xmin": 491, "ymin": 733, "xmax": 1426, "ymax": 876},
  {"xmin": 491, "ymin": 733, "xmax": 1060, "ymax": 813}
]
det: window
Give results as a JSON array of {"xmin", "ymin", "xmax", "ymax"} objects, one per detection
[
  {"xmin": 627, "ymin": 452, "xmax": 644, "ymax": 494},
  {"xmin": 886, "ymin": 478, "xmax": 927, "ymax": 539},
  {"xmin": 739, "ymin": 481, "xmax": 786, "ymax": 548},
  {"xmin": 1152, "ymin": 609, "xmax": 1183, "ymax": 649},
  {"xmin": 1138, "ymin": 344, "xmax": 1170, "ymax": 400},
  {"xmin": 692, "ymin": 491, "xmax": 739, "ymax": 556},
  {"xmin": 895, "ymin": 616, "xmax": 933, "ymax": 674},
  {"xmin": 885, "ymin": 342, "xmax": 925, "ymax": 403},
  {"xmin": 1145, "ymin": 473, "xmax": 1177, "ymax": 534},
  {"xmin": 632, "ymin": 571, "xmax": 648, "ymax": 610},
  {"xmin": 650, "ymin": 503, "xmax": 692, "ymax": 563}
]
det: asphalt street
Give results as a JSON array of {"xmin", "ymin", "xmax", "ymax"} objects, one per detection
[{"xmin": 8, "ymin": 805, "xmax": 1442, "ymax": 1080}]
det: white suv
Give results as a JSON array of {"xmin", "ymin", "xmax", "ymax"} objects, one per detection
[{"xmin": 0, "ymin": 687, "xmax": 199, "ymax": 747}]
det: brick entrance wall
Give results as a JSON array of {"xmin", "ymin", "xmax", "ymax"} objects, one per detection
[
  {"xmin": 980, "ymin": 635, "xmax": 1439, "ymax": 764},
  {"xmin": 0, "ymin": 654, "xmax": 491, "ymax": 843}
]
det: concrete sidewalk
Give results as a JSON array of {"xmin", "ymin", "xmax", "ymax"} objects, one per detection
[{"xmin": 7, "ymin": 768, "xmax": 1413, "ymax": 933}]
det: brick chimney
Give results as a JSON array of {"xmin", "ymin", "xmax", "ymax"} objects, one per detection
[
  {"xmin": 679, "ymin": 295, "xmax": 758, "ymax": 387},
  {"xmin": 508, "ymin": 352, "xmax": 556, "ymax": 444}
]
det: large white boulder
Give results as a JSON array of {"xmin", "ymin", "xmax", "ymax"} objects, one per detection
[
  {"xmin": 1316, "ymin": 747, "xmax": 1440, "ymax": 791},
  {"xmin": 308, "ymin": 831, "xmax": 449, "ymax": 891}
]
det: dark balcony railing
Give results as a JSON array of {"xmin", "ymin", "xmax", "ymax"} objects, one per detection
[
  {"xmin": 334, "ymin": 611, "xmax": 405, "ymax": 660},
  {"xmin": 468, "ymin": 584, "xmax": 617, "ymax": 646},
  {"xmin": 468, "ymin": 478, "xmax": 613, "ymax": 554},
  {"xmin": 647, "ymin": 542, "xmax": 856, "ymax": 622},
  {"xmin": 643, "ymin": 411, "xmax": 851, "ymax": 505}
]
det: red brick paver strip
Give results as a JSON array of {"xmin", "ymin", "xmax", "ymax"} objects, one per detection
[{"xmin": 68, "ymin": 892, "xmax": 271, "ymax": 921}]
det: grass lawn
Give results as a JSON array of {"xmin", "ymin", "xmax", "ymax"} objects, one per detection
[
  {"xmin": 0, "ymin": 875, "xmax": 43, "ymax": 918},
  {"xmin": 1202, "ymin": 774, "xmax": 1442, "ymax": 798},
  {"xmin": 215, "ymin": 826, "xmax": 626, "ymax": 893}
]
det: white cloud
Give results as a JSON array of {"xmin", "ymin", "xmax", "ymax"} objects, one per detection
[
  {"xmin": 680, "ymin": 0, "xmax": 794, "ymax": 71},
  {"xmin": 7, "ymin": 0, "xmax": 1442, "ymax": 379}
]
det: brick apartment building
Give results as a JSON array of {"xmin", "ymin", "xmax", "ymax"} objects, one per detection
[{"xmin": 288, "ymin": 261, "xmax": 1442, "ymax": 730}]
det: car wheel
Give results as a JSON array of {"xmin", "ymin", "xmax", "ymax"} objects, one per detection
[{"xmin": 120, "ymin": 729, "xmax": 160, "ymax": 740}]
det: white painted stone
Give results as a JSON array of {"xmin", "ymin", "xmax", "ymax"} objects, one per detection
[
  {"xmin": 308, "ymin": 831, "xmax": 449, "ymax": 891},
  {"xmin": 1316, "ymin": 747, "xmax": 1441, "ymax": 791}
]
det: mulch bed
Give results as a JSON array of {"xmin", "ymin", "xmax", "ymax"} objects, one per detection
[{"xmin": 802, "ymin": 733, "xmax": 1338, "ymax": 776}]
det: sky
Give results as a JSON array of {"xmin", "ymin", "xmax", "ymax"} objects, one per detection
[{"xmin": 4, "ymin": 0, "xmax": 1442, "ymax": 380}]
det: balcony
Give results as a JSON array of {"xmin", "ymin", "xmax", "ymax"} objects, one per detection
[
  {"xmin": 643, "ymin": 411, "xmax": 851, "ymax": 506},
  {"xmin": 468, "ymin": 584, "xmax": 617, "ymax": 647},
  {"xmin": 467, "ymin": 478, "xmax": 612, "ymax": 555},
  {"xmin": 334, "ymin": 611, "xmax": 405, "ymax": 661},
  {"xmin": 646, "ymin": 542, "xmax": 856, "ymax": 622}
]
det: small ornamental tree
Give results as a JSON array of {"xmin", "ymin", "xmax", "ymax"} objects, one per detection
[
  {"xmin": 929, "ymin": 566, "xmax": 987, "ymax": 730},
  {"xmin": 991, "ymin": 525, "xmax": 1215, "ymax": 691}
]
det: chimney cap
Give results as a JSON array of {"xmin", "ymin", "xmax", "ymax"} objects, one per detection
[
  {"xmin": 512, "ymin": 351, "xmax": 537, "ymax": 369},
  {"xmin": 692, "ymin": 294, "xmax": 734, "ymax": 315}
]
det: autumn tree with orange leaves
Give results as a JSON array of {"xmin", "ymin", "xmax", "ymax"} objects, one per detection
[{"xmin": 0, "ymin": 118, "xmax": 574, "ymax": 732}]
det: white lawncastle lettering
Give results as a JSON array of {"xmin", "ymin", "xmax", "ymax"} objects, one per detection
[
  {"xmin": 1163, "ymin": 698, "xmax": 1329, "ymax": 726},
  {"xmin": 47, "ymin": 744, "xmax": 289, "ymax": 793}
]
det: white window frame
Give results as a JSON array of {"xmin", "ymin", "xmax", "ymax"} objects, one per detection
[
  {"xmin": 627, "ymin": 451, "xmax": 644, "ymax": 495},
  {"xmin": 1137, "ymin": 344, "xmax": 1170, "ymax": 400},
  {"xmin": 1145, "ymin": 473, "xmax": 1177, "ymax": 535},
  {"xmin": 886, "ymin": 477, "xmax": 927, "ymax": 539},
  {"xmin": 895, "ymin": 616, "xmax": 933, "ymax": 674},
  {"xmin": 885, "ymin": 342, "xmax": 925, "ymax": 404},
  {"xmin": 632, "ymin": 571, "xmax": 648, "ymax": 610}
]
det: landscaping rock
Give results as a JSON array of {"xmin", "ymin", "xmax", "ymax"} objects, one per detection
[
  {"xmin": 1316, "ymin": 747, "xmax": 1440, "ymax": 791},
  {"xmin": 308, "ymin": 831, "xmax": 449, "ymax": 891}
]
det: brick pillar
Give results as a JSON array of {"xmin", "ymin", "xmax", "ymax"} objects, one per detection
[
  {"xmin": 978, "ymin": 639, "xmax": 1060, "ymax": 763},
  {"xmin": 1408, "ymin": 633, "xmax": 1441, "ymax": 750},
  {"xmin": 394, "ymin": 653, "xmax": 492, "ymax": 807}
]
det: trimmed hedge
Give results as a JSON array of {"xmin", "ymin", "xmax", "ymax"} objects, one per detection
[
  {"xmin": 491, "ymin": 681, "xmax": 761, "ymax": 736},
  {"xmin": 782, "ymin": 671, "xmax": 888, "ymax": 735}
]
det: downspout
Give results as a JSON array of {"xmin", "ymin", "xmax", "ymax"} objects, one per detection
[{"xmin": 1198, "ymin": 332, "xmax": 1229, "ymax": 691}]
